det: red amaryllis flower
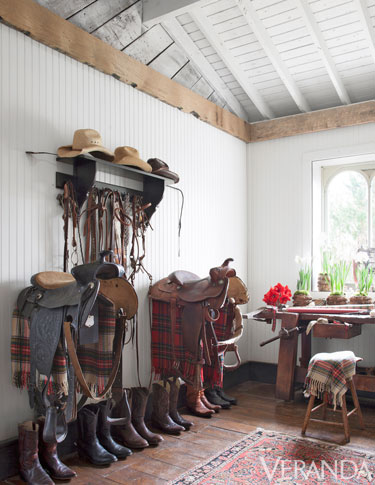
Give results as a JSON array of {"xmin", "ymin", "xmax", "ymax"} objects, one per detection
[{"xmin": 263, "ymin": 283, "xmax": 292, "ymax": 307}]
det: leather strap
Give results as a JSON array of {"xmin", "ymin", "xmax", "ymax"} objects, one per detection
[
  {"xmin": 63, "ymin": 314, "xmax": 125, "ymax": 400},
  {"xmin": 170, "ymin": 297, "xmax": 178, "ymax": 369}
]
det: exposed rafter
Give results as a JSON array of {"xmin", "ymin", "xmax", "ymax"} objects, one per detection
[
  {"xmin": 295, "ymin": 0, "xmax": 350, "ymax": 105},
  {"xmin": 162, "ymin": 18, "xmax": 248, "ymax": 120},
  {"xmin": 352, "ymin": 0, "xmax": 375, "ymax": 64},
  {"xmin": 236, "ymin": 0, "xmax": 310, "ymax": 113},
  {"xmin": 143, "ymin": 0, "xmax": 203, "ymax": 27},
  {"xmin": 190, "ymin": 6, "xmax": 275, "ymax": 120}
]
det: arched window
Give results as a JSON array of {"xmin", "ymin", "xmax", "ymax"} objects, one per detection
[{"xmin": 325, "ymin": 170, "xmax": 368, "ymax": 260}]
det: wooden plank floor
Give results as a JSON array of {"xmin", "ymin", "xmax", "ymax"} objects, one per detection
[{"xmin": 5, "ymin": 381, "xmax": 375, "ymax": 484}]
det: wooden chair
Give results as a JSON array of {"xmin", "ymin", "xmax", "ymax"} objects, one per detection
[{"xmin": 302, "ymin": 377, "xmax": 365, "ymax": 443}]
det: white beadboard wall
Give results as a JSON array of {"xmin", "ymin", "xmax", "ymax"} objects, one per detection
[
  {"xmin": 247, "ymin": 123, "xmax": 375, "ymax": 365},
  {"xmin": 0, "ymin": 23, "xmax": 248, "ymax": 441}
]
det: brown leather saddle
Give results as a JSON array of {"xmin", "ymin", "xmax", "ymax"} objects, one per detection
[
  {"xmin": 17, "ymin": 250, "xmax": 137, "ymax": 443},
  {"xmin": 150, "ymin": 259, "xmax": 236, "ymax": 387}
]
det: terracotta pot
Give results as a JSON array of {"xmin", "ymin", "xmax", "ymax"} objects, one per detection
[
  {"xmin": 317, "ymin": 273, "xmax": 330, "ymax": 292},
  {"xmin": 292, "ymin": 293, "xmax": 312, "ymax": 307},
  {"xmin": 349, "ymin": 294, "xmax": 372, "ymax": 305},
  {"xmin": 326, "ymin": 294, "xmax": 348, "ymax": 305}
]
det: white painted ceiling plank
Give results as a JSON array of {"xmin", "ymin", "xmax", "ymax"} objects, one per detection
[
  {"xmin": 352, "ymin": 0, "xmax": 375, "ymax": 64},
  {"xmin": 162, "ymin": 18, "xmax": 248, "ymax": 119},
  {"xmin": 237, "ymin": 0, "xmax": 310, "ymax": 113},
  {"xmin": 189, "ymin": 6, "xmax": 275, "ymax": 119}
]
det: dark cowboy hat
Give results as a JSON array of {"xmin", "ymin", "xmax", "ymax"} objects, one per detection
[{"xmin": 147, "ymin": 158, "xmax": 179, "ymax": 183}]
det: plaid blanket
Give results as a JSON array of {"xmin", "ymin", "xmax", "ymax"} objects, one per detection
[
  {"xmin": 304, "ymin": 350, "xmax": 361, "ymax": 408},
  {"xmin": 11, "ymin": 302, "xmax": 116, "ymax": 398},
  {"xmin": 151, "ymin": 300, "xmax": 233, "ymax": 388}
]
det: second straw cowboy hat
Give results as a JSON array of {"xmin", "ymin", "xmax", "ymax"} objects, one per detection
[
  {"xmin": 57, "ymin": 129, "xmax": 114, "ymax": 161},
  {"xmin": 113, "ymin": 146, "xmax": 152, "ymax": 172}
]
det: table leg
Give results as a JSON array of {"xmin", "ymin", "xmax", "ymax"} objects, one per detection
[
  {"xmin": 300, "ymin": 328, "xmax": 311, "ymax": 369},
  {"xmin": 275, "ymin": 313, "xmax": 299, "ymax": 401}
]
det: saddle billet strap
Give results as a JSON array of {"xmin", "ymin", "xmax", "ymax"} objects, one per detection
[{"xmin": 64, "ymin": 314, "xmax": 125, "ymax": 401}]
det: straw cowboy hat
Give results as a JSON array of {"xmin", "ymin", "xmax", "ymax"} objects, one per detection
[
  {"xmin": 147, "ymin": 158, "xmax": 179, "ymax": 183},
  {"xmin": 113, "ymin": 146, "xmax": 152, "ymax": 172},
  {"xmin": 57, "ymin": 129, "xmax": 114, "ymax": 161}
]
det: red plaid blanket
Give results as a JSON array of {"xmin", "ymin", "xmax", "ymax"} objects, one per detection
[
  {"xmin": 11, "ymin": 302, "xmax": 116, "ymax": 397},
  {"xmin": 151, "ymin": 300, "xmax": 233, "ymax": 388}
]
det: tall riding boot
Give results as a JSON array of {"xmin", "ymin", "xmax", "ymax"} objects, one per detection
[
  {"xmin": 204, "ymin": 388, "xmax": 231, "ymax": 409},
  {"xmin": 77, "ymin": 406, "xmax": 117, "ymax": 465},
  {"xmin": 131, "ymin": 387, "xmax": 163, "ymax": 445},
  {"xmin": 215, "ymin": 386, "xmax": 237, "ymax": 405},
  {"xmin": 168, "ymin": 379, "xmax": 194, "ymax": 430},
  {"xmin": 151, "ymin": 383, "xmax": 185, "ymax": 435},
  {"xmin": 18, "ymin": 421, "xmax": 54, "ymax": 485},
  {"xmin": 111, "ymin": 390, "xmax": 149, "ymax": 449},
  {"xmin": 37, "ymin": 417, "xmax": 76, "ymax": 480},
  {"xmin": 186, "ymin": 384, "xmax": 214, "ymax": 417},
  {"xmin": 200, "ymin": 390, "xmax": 221, "ymax": 413},
  {"xmin": 97, "ymin": 401, "xmax": 132, "ymax": 459}
]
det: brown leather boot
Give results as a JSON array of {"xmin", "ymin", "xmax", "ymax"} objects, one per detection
[
  {"xmin": 168, "ymin": 379, "xmax": 194, "ymax": 430},
  {"xmin": 130, "ymin": 387, "xmax": 163, "ymax": 445},
  {"xmin": 151, "ymin": 383, "xmax": 185, "ymax": 435},
  {"xmin": 37, "ymin": 418, "xmax": 76, "ymax": 480},
  {"xmin": 18, "ymin": 421, "xmax": 54, "ymax": 485},
  {"xmin": 200, "ymin": 390, "xmax": 221, "ymax": 413},
  {"xmin": 111, "ymin": 390, "xmax": 149, "ymax": 449},
  {"xmin": 186, "ymin": 385, "xmax": 214, "ymax": 417}
]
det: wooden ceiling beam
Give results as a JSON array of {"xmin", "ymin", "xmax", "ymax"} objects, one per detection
[
  {"xmin": 190, "ymin": 6, "xmax": 275, "ymax": 120},
  {"xmin": 237, "ymin": 0, "xmax": 310, "ymax": 113},
  {"xmin": 249, "ymin": 101, "xmax": 375, "ymax": 142},
  {"xmin": 0, "ymin": 0, "xmax": 251, "ymax": 142},
  {"xmin": 352, "ymin": 0, "xmax": 375, "ymax": 64},
  {"xmin": 162, "ymin": 18, "xmax": 248, "ymax": 120},
  {"xmin": 295, "ymin": 0, "xmax": 350, "ymax": 105}
]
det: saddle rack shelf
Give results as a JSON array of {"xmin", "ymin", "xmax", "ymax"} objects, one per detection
[{"xmin": 56, "ymin": 154, "xmax": 172, "ymax": 220}]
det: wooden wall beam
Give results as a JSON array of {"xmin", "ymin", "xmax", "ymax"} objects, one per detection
[
  {"xmin": 249, "ymin": 101, "xmax": 375, "ymax": 143},
  {"xmin": 0, "ymin": 0, "xmax": 251, "ymax": 142}
]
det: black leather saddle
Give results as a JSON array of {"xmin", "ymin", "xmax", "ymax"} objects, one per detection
[{"xmin": 17, "ymin": 250, "xmax": 126, "ymax": 443}]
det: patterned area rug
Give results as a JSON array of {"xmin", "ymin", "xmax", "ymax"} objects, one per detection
[{"xmin": 170, "ymin": 429, "xmax": 375, "ymax": 484}]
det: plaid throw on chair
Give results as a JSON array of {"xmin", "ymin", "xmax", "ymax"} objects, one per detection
[{"xmin": 304, "ymin": 350, "xmax": 361, "ymax": 409}]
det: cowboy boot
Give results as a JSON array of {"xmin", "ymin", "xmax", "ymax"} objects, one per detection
[
  {"xmin": 111, "ymin": 390, "xmax": 149, "ymax": 449},
  {"xmin": 168, "ymin": 379, "xmax": 193, "ymax": 430},
  {"xmin": 200, "ymin": 390, "xmax": 221, "ymax": 413},
  {"xmin": 215, "ymin": 386, "xmax": 237, "ymax": 405},
  {"xmin": 18, "ymin": 421, "xmax": 54, "ymax": 485},
  {"xmin": 96, "ymin": 401, "xmax": 132, "ymax": 459},
  {"xmin": 204, "ymin": 388, "xmax": 231, "ymax": 409},
  {"xmin": 77, "ymin": 406, "xmax": 117, "ymax": 465},
  {"xmin": 186, "ymin": 384, "xmax": 214, "ymax": 417},
  {"xmin": 151, "ymin": 383, "xmax": 185, "ymax": 435},
  {"xmin": 37, "ymin": 417, "xmax": 76, "ymax": 480},
  {"xmin": 131, "ymin": 387, "xmax": 163, "ymax": 445}
]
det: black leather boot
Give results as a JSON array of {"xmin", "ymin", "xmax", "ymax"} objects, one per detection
[
  {"xmin": 37, "ymin": 417, "xmax": 76, "ymax": 480},
  {"xmin": 18, "ymin": 421, "xmax": 54, "ymax": 485},
  {"xmin": 97, "ymin": 401, "xmax": 132, "ymax": 459},
  {"xmin": 131, "ymin": 387, "xmax": 163, "ymax": 445},
  {"xmin": 168, "ymin": 379, "xmax": 193, "ymax": 430},
  {"xmin": 204, "ymin": 388, "xmax": 231, "ymax": 409},
  {"xmin": 111, "ymin": 390, "xmax": 149, "ymax": 449},
  {"xmin": 151, "ymin": 383, "xmax": 185, "ymax": 434},
  {"xmin": 216, "ymin": 387, "xmax": 237, "ymax": 405},
  {"xmin": 77, "ymin": 406, "xmax": 117, "ymax": 466}
]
